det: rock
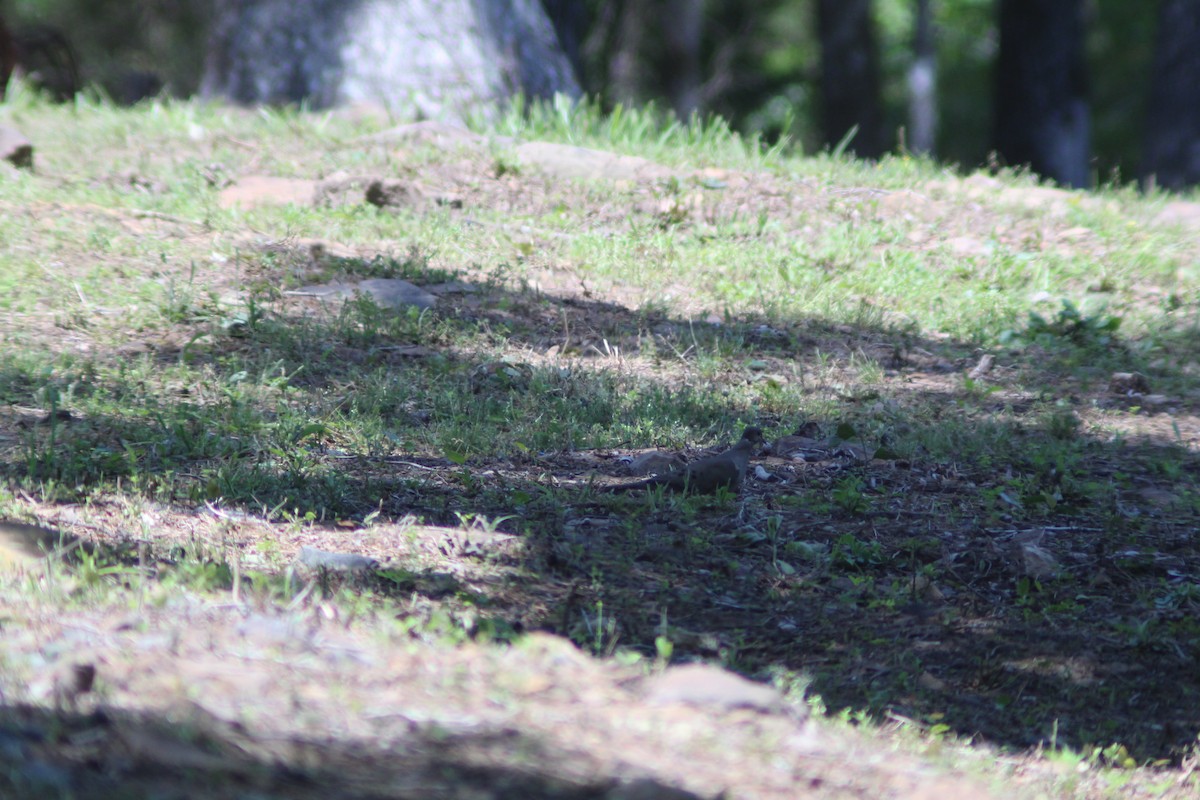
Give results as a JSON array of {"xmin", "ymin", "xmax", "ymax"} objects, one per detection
[
  {"xmin": 644, "ymin": 663, "xmax": 794, "ymax": 715},
  {"xmin": 1138, "ymin": 488, "xmax": 1179, "ymax": 508},
  {"xmin": 296, "ymin": 547, "xmax": 379, "ymax": 572},
  {"xmin": 946, "ymin": 236, "xmax": 988, "ymax": 258},
  {"xmin": 917, "ymin": 671, "xmax": 947, "ymax": 692},
  {"xmin": 236, "ymin": 613, "xmax": 314, "ymax": 646},
  {"xmin": 0, "ymin": 126, "xmax": 33, "ymax": 169},
  {"xmin": 877, "ymin": 188, "xmax": 928, "ymax": 215},
  {"xmin": 285, "ymin": 278, "xmax": 438, "ymax": 310},
  {"xmin": 423, "ymin": 281, "xmax": 480, "ymax": 296},
  {"xmin": 1154, "ymin": 200, "xmax": 1200, "ymax": 231},
  {"xmin": 1019, "ymin": 542, "xmax": 1058, "ymax": 578},
  {"xmin": 514, "ymin": 141, "xmax": 673, "ymax": 182},
  {"xmin": 218, "ymin": 176, "xmax": 317, "ymax": 209},
  {"xmin": 357, "ymin": 278, "xmax": 439, "ymax": 309}
]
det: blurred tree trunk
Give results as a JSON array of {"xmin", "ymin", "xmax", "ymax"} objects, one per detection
[
  {"xmin": 1140, "ymin": 0, "xmax": 1200, "ymax": 190},
  {"xmin": 993, "ymin": 0, "xmax": 1090, "ymax": 188},
  {"xmin": 540, "ymin": 0, "xmax": 587, "ymax": 86},
  {"xmin": 906, "ymin": 0, "xmax": 936, "ymax": 155},
  {"xmin": 0, "ymin": 14, "xmax": 13, "ymax": 100},
  {"xmin": 202, "ymin": 0, "xmax": 579, "ymax": 121},
  {"xmin": 608, "ymin": 0, "xmax": 653, "ymax": 107},
  {"xmin": 661, "ymin": 0, "xmax": 704, "ymax": 118},
  {"xmin": 817, "ymin": 0, "xmax": 884, "ymax": 158}
]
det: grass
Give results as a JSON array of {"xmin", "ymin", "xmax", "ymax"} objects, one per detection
[{"xmin": 2, "ymin": 87, "xmax": 1200, "ymax": 797}]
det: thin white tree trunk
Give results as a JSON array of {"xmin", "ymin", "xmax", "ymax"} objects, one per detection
[{"xmin": 907, "ymin": 0, "xmax": 937, "ymax": 155}]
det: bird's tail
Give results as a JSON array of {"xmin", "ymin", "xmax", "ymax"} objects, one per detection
[{"xmin": 599, "ymin": 476, "xmax": 667, "ymax": 493}]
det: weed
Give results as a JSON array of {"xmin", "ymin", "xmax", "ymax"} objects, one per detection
[
  {"xmin": 831, "ymin": 533, "xmax": 886, "ymax": 571},
  {"xmin": 1003, "ymin": 299, "xmax": 1123, "ymax": 350},
  {"xmin": 832, "ymin": 475, "xmax": 870, "ymax": 514}
]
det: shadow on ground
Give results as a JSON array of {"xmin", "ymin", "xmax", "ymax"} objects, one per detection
[
  {"xmin": 3, "ymin": 252, "xmax": 1199, "ymax": 763},
  {"xmin": 0, "ymin": 702, "xmax": 693, "ymax": 800}
]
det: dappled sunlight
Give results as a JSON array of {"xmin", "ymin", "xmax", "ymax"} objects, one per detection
[{"xmin": 1, "ymin": 99, "xmax": 1200, "ymax": 800}]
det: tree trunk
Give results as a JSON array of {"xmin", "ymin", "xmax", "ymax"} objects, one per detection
[
  {"xmin": 1141, "ymin": 0, "xmax": 1200, "ymax": 190},
  {"xmin": 661, "ymin": 0, "xmax": 704, "ymax": 119},
  {"xmin": 817, "ymin": 0, "xmax": 885, "ymax": 158},
  {"xmin": 993, "ymin": 0, "xmax": 1090, "ymax": 188},
  {"xmin": 906, "ymin": 0, "xmax": 936, "ymax": 155},
  {"xmin": 0, "ymin": 14, "xmax": 13, "ymax": 101},
  {"xmin": 540, "ymin": 0, "xmax": 587, "ymax": 87},
  {"xmin": 202, "ymin": 0, "xmax": 580, "ymax": 122},
  {"xmin": 608, "ymin": 0, "xmax": 653, "ymax": 108}
]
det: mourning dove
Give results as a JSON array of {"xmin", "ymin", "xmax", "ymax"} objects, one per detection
[
  {"xmin": 0, "ymin": 520, "xmax": 89, "ymax": 573},
  {"xmin": 604, "ymin": 427, "xmax": 764, "ymax": 494}
]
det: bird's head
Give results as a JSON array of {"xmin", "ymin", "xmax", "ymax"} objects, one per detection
[{"xmin": 741, "ymin": 427, "xmax": 765, "ymax": 447}]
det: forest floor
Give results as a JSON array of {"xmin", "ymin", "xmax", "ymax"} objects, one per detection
[{"xmin": 2, "ymin": 93, "xmax": 1200, "ymax": 798}]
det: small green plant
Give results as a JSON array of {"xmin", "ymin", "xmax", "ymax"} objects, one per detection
[
  {"xmin": 492, "ymin": 151, "xmax": 521, "ymax": 178},
  {"xmin": 74, "ymin": 550, "xmax": 133, "ymax": 589},
  {"xmin": 832, "ymin": 475, "xmax": 870, "ymax": 513},
  {"xmin": 1003, "ymin": 299, "xmax": 1122, "ymax": 349},
  {"xmin": 1044, "ymin": 408, "xmax": 1081, "ymax": 441},
  {"xmin": 1015, "ymin": 576, "xmax": 1041, "ymax": 609},
  {"xmin": 761, "ymin": 515, "xmax": 798, "ymax": 576},
  {"xmin": 1111, "ymin": 616, "xmax": 1164, "ymax": 650},
  {"xmin": 961, "ymin": 375, "xmax": 1001, "ymax": 399},
  {"xmin": 165, "ymin": 558, "xmax": 235, "ymax": 592},
  {"xmin": 453, "ymin": 512, "xmax": 514, "ymax": 535},
  {"xmin": 831, "ymin": 533, "xmax": 886, "ymax": 571},
  {"xmin": 581, "ymin": 599, "xmax": 619, "ymax": 657},
  {"xmin": 1155, "ymin": 581, "xmax": 1200, "ymax": 611}
]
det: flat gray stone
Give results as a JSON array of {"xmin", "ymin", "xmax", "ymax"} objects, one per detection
[
  {"xmin": 296, "ymin": 546, "xmax": 379, "ymax": 572},
  {"xmin": 1155, "ymin": 200, "xmax": 1200, "ymax": 230},
  {"xmin": 644, "ymin": 663, "xmax": 794, "ymax": 715},
  {"xmin": 218, "ymin": 176, "xmax": 317, "ymax": 209},
  {"xmin": 515, "ymin": 141, "xmax": 673, "ymax": 181},
  {"xmin": 286, "ymin": 278, "xmax": 438, "ymax": 310},
  {"xmin": 357, "ymin": 278, "xmax": 439, "ymax": 309}
]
